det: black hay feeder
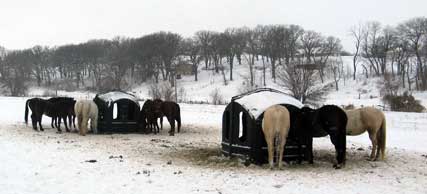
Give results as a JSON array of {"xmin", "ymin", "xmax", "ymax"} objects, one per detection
[
  {"xmin": 221, "ymin": 88, "xmax": 307, "ymax": 164},
  {"xmin": 94, "ymin": 91, "xmax": 141, "ymax": 133}
]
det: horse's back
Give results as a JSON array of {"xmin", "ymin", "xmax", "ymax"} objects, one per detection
[
  {"xmin": 263, "ymin": 105, "xmax": 290, "ymax": 133},
  {"xmin": 360, "ymin": 107, "xmax": 385, "ymax": 128},
  {"xmin": 75, "ymin": 100, "xmax": 98, "ymax": 118}
]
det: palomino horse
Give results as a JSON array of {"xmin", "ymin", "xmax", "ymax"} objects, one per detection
[
  {"xmin": 74, "ymin": 100, "xmax": 98, "ymax": 136},
  {"xmin": 345, "ymin": 107, "xmax": 386, "ymax": 161},
  {"xmin": 262, "ymin": 105, "xmax": 291, "ymax": 169},
  {"xmin": 301, "ymin": 105, "xmax": 348, "ymax": 169}
]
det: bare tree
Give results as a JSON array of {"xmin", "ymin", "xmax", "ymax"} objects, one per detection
[
  {"xmin": 243, "ymin": 27, "xmax": 260, "ymax": 87},
  {"xmin": 181, "ymin": 37, "xmax": 202, "ymax": 81},
  {"xmin": 277, "ymin": 62, "xmax": 326, "ymax": 104},
  {"xmin": 195, "ymin": 30, "xmax": 216, "ymax": 70},
  {"xmin": 349, "ymin": 23, "xmax": 364, "ymax": 80},
  {"xmin": 397, "ymin": 17, "xmax": 427, "ymax": 90}
]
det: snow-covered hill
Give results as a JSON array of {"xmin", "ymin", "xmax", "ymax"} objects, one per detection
[{"xmin": 27, "ymin": 56, "xmax": 427, "ymax": 109}]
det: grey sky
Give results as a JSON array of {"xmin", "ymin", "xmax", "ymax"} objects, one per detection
[{"xmin": 1, "ymin": 0, "xmax": 426, "ymax": 51}]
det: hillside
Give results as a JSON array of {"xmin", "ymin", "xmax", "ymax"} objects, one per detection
[{"xmin": 26, "ymin": 56, "xmax": 427, "ymax": 109}]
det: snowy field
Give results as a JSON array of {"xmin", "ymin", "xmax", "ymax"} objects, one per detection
[{"xmin": 1, "ymin": 97, "xmax": 427, "ymax": 194}]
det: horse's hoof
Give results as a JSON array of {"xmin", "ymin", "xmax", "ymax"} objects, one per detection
[{"xmin": 333, "ymin": 164, "xmax": 343, "ymax": 169}]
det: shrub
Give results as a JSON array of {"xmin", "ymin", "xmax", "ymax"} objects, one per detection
[
  {"xmin": 342, "ymin": 104, "xmax": 355, "ymax": 110},
  {"xmin": 210, "ymin": 88, "xmax": 224, "ymax": 105},
  {"xmin": 148, "ymin": 82, "xmax": 176, "ymax": 101},
  {"xmin": 382, "ymin": 92, "xmax": 426, "ymax": 113}
]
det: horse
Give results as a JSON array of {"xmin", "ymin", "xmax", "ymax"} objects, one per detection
[
  {"xmin": 345, "ymin": 107, "xmax": 386, "ymax": 161},
  {"xmin": 25, "ymin": 98, "xmax": 49, "ymax": 131},
  {"xmin": 261, "ymin": 105, "xmax": 291, "ymax": 169},
  {"xmin": 47, "ymin": 97, "xmax": 76, "ymax": 132},
  {"xmin": 153, "ymin": 99, "xmax": 181, "ymax": 136},
  {"xmin": 139, "ymin": 99, "xmax": 161, "ymax": 134},
  {"xmin": 301, "ymin": 105, "xmax": 348, "ymax": 169},
  {"xmin": 74, "ymin": 100, "xmax": 98, "ymax": 136},
  {"xmin": 283, "ymin": 104, "xmax": 314, "ymax": 164}
]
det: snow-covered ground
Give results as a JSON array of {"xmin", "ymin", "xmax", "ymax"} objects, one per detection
[
  {"xmin": 2, "ymin": 56, "xmax": 427, "ymax": 193},
  {"xmin": 1, "ymin": 97, "xmax": 427, "ymax": 194}
]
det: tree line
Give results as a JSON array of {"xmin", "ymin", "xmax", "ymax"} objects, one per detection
[
  {"xmin": 0, "ymin": 16, "xmax": 426, "ymax": 99},
  {"xmin": 351, "ymin": 17, "xmax": 427, "ymax": 91}
]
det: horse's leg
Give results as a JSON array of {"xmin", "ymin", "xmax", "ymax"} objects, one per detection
[
  {"xmin": 67, "ymin": 114, "xmax": 72, "ymax": 131},
  {"xmin": 154, "ymin": 120, "xmax": 160, "ymax": 134},
  {"xmin": 31, "ymin": 114, "xmax": 37, "ymax": 130},
  {"xmin": 329, "ymin": 131, "xmax": 346, "ymax": 169},
  {"xmin": 81, "ymin": 116, "xmax": 89, "ymax": 136},
  {"xmin": 63, "ymin": 116, "xmax": 70, "ymax": 132},
  {"xmin": 77, "ymin": 116, "xmax": 83, "ymax": 135},
  {"xmin": 265, "ymin": 134, "xmax": 275, "ymax": 169},
  {"xmin": 51, "ymin": 118, "xmax": 55, "ymax": 128},
  {"xmin": 38, "ymin": 115, "xmax": 44, "ymax": 131},
  {"xmin": 92, "ymin": 114, "xmax": 98, "ymax": 134},
  {"xmin": 278, "ymin": 131, "xmax": 288, "ymax": 169},
  {"xmin": 167, "ymin": 117, "xmax": 175, "ymax": 136},
  {"xmin": 160, "ymin": 116, "xmax": 163, "ymax": 130},
  {"xmin": 368, "ymin": 129, "xmax": 378, "ymax": 161},
  {"xmin": 57, "ymin": 116, "xmax": 62, "ymax": 133}
]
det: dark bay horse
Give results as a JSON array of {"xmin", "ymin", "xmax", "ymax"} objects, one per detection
[
  {"xmin": 47, "ymin": 97, "xmax": 76, "ymax": 132},
  {"xmin": 153, "ymin": 99, "xmax": 181, "ymax": 136},
  {"xmin": 139, "ymin": 99, "xmax": 161, "ymax": 134},
  {"xmin": 301, "ymin": 105, "xmax": 348, "ymax": 169}
]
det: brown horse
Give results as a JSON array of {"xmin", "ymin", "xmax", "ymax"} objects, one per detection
[
  {"xmin": 262, "ymin": 105, "xmax": 291, "ymax": 169},
  {"xmin": 345, "ymin": 107, "xmax": 386, "ymax": 161},
  {"xmin": 139, "ymin": 99, "xmax": 161, "ymax": 134},
  {"xmin": 153, "ymin": 99, "xmax": 181, "ymax": 136}
]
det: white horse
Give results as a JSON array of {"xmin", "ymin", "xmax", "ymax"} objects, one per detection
[
  {"xmin": 345, "ymin": 107, "xmax": 386, "ymax": 160},
  {"xmin": 262, "ymin": 105, "xmax": 291, "ymax": 169},
  {"xmin": 74, "ymin": 100, "xmax": 98, "ymax": 136}
]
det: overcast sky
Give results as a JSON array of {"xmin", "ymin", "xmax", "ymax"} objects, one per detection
[{"xmin": 1, "ymin": 0, "xmax": 426, "ymax": 51}]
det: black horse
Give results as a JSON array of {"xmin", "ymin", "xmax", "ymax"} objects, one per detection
[
  {"xmin": 283, "ymin": 104, "xmax": 314, "ymax": 164},
  {"xmin": 139, "ymin": 99, "xmax": 161, "ymax": 134},
  {"xmin": 46, "ymin": 97, "xmax": 76, "ymax": 132},
  {"xmin": 25, "ymin": 98, "xmax": 49, "ymax": 131},
  {"xmin": 25, "ymin": 97, "xmax": 76, "ymax": 132},
  {"xmin": 153, "ymin": 99, "xmax": 181, "ymax": 136},
  {"xmin": 301, "ymin": 105, "xmax": 348, "ymax": 169}
]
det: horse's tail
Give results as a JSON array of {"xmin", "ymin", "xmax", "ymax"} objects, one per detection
[
  {"xmin": 378, "ymin": 115, "xmax": 386, "ymax": 160},
  {"xmin": 176, "ymin": 105, "xmax": 181, "ymax": 133},
  {"xmin": 25, "ymin": 99, "xmax": 30, "ymax": 124}
]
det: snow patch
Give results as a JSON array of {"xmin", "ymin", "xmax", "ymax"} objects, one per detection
[{"xmin": 234, "ymin": 90, "xmax": 303, "ymax": 119}]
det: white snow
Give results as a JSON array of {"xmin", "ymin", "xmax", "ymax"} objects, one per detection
[
  {"xmin": 1, "ymin": 56, "xmax": 427, "ymax": 194},
  {"xmin": 234, "ymin": 90, "xmax": 304, "ymax": 119},
  {"xmin": 97, "ymin": 91, "xmax": 139, "ymax": 106},
  {"xmin": 2, "ymin": 96, "xmax": 427, "ymax": 194}
]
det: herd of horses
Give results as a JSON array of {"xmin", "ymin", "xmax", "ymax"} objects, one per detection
[
  {"xmin": 23, "ymin": 96, "xmax": 386, "ymax": 170},
  {"xmin": 262, "ymin": 104, "xmax": 386, "ymax": 169},
  {"xmin": 24, "ymin": 97, "xmax": 181, "ymax": 136}
]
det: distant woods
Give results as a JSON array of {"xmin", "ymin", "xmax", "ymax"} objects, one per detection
[
  {"xmin": 350, "ymin": 17, "xmax": 427, "ymax": 91},
  {"xmin": 0, "ymin": 16, "xmax": 426, "ymax": 97}
]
